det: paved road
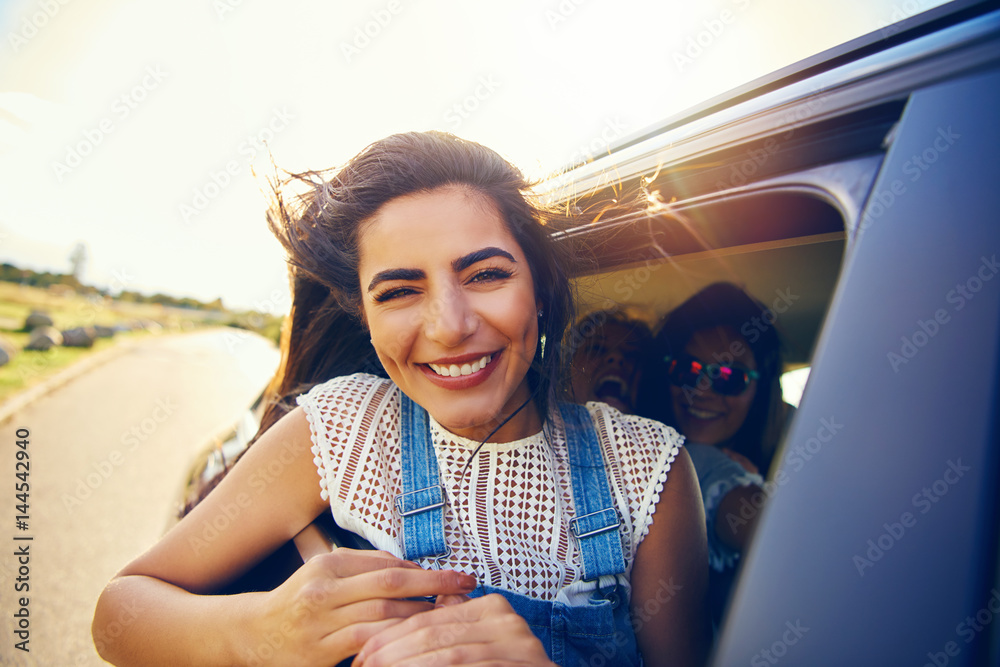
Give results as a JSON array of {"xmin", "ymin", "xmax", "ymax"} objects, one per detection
[{"xmin": 0, "ymin": 329, "xmax": 280, "ymax": 666}]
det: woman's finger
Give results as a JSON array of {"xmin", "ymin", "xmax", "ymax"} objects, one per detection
[
  {"xmin": 434, "ymin": 593, "xmax": 471, "ymax": 607},
  {"xmin": 294, "ymin": 553, "xmax": 477, "ymax": 613},
  {"xmin": 354, "ymin": 595, "xmax": 553, "ymax": 666}
]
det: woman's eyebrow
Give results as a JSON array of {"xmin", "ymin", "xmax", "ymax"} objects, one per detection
[
  {"xmin": 452, "ymin": 247, "xmax": 516, "ymax": 272},
  {"xmin": 366, "ymin": 247, "xmax": 516, "ymax": 292},
  {"xmin": 367, "ymin": 268, "xmax": 425, "ymax": 292}
]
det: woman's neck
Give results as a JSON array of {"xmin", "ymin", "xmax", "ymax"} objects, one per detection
[{"xmin": 447, "ymin": 397, "xmax": 543, "ymax": 444}]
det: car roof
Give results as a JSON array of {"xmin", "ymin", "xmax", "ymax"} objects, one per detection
[{"xmin": 542, "ymin": 1, "xmax": 1000, "ymax": 367}]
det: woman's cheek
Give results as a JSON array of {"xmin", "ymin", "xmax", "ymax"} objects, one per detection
[{"xmin": 369, "ymin": 311, "xmax": 412, "ymax": 369}]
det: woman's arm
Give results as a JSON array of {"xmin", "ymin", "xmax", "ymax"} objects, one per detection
[
  {"xmin": 92, "ymin": 407, "xmax": 476, "ymax": 666},
  {"xmin": 630, "ymin": 446, "xmax": 711, "ymax": 667},
  {"xmin": 714, "ymin": 483, "xmax": 764, "ymax": 551}
]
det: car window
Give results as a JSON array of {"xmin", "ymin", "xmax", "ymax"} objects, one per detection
[
  {"xmin": 779, "ymin": 367, "xmax": 810, "ymax": 408},
  {"xmin": 547, "ymin": 6, "xmax": 1000, "ymax": 663}
]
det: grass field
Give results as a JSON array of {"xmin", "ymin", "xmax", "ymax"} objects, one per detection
[{"xmin": 0, "ymin": 282, "xmax": 222, "ymax": 403}]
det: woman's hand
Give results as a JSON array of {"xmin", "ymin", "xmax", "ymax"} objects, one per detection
[
  {"xmin": 352, "ymin": 593, "xmax": 556, "ymax": 666},
  {"xmin": 248, "ymin": 549, "xmax": 478, "ymax": 666}
]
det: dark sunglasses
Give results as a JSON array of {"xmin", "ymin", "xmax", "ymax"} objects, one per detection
[{"xmin": 663, "ymin": 353, "xmax": 760, "ymax": 396}]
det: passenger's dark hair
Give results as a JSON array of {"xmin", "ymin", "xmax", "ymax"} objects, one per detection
[
  {"xmin": 563, "ymin": 309, "xmax": 653, "ymax": 401},
  {"xmin": 267, "ymin": 130, "xmax": 575, "ymax": 421},
  {"xmin": 639, "ymin": 282, "xmax": 786, "ymax": 473}
]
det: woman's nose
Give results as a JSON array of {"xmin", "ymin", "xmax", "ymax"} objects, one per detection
[
  {"xmin": 424, "ymin": 289, "xmax": 476, "ymax": 346},
  {"xmin": 602, "ymin": 349, "xmax": 624, "ymax": 366}
]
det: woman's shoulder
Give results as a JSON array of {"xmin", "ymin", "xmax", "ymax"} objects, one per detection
[
  {"xmin": 296, "ymin": 373, "xmax": 398, "ymax": 427},
  {"xmin": 298, "ymin": 372, "xmax": 394, "ymax": 403},
  {"xmin": 580, "ymin": 400, "xmax": 684, "ymax": 450},
  {"xmin": 684, "ymin": 442, "xmax": 761, "ymax": 482},
  {"xmin": 574, "ymin": 401, "xmax": 684, "ymax": 491}
]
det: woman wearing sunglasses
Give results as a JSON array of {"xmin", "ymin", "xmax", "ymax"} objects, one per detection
[{"xmin": 639, "ymin": 282, "xmax": 790, "ymax": 625}]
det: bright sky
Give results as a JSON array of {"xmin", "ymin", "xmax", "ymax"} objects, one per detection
[{"xmin": 0, "ymin": 0, "xmax": 950, "ymax": 312}]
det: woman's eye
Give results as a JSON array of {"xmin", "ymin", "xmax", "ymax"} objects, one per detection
[
  {"xmin": 373, "ymin": 286, "xmax": 416, "ymax": 303},
  {"xmin": 469, "ymin": 267, "xmax": 513, "ymax": 283}
]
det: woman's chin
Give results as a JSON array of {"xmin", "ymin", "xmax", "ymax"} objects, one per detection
[{"xmin": 428, "ymin": 402, "xmax": 505, "ymax": 437}]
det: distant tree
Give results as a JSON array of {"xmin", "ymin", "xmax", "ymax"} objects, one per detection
[
  {"xmin": 69, "ymin": 242, "xmax": 88, "ymax": 282},
  {"xmin": 118, "ymin": 290, "xmax": 141, "ymax": 302}
]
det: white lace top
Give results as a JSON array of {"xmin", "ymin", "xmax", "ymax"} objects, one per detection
[{"xmin": 298, "ymin": 373, "xmax": 682, "ymax": 603}]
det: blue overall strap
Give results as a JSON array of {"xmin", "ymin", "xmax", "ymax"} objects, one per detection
[
  {"xmin": 395, "ymin": 392, "xmax": 448, "ymax": 561},
  {"xmin": 559, "ymin": 402, "xmax": 626, "ymax": 581}
]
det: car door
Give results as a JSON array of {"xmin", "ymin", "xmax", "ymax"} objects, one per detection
[{"xmin": 714, "ymin": 46, "xmax": 1000, "ymax": 667}]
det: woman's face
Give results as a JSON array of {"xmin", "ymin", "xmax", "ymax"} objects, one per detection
[
  {"xmin": 358, "ymin": 185, "xmax": 541, "ymax": 442},
  {"xmin": 669, "ymin": 326, "xmax": 757, "ymax": 446},
  {"xmin": 570, "ymin": 320, "xmax": 644, "ymax": 413}
]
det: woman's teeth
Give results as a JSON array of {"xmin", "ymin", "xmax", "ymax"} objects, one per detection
[
  {"xmin": 687, "ymin": 407, "xmax": 722, "ymax": 419},
  {"xmin": 429, "ymin": 354, "xmax": 492, "ymax": 377}
]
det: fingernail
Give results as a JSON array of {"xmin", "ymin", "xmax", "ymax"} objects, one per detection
[{"xmin": 458, "ymin": 573, "xmax": 477, "ymax": 589}]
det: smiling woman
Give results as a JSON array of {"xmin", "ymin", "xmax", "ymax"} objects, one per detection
[
  {"xmin": 91, "ymin": 131, "xmax": 710, "ymax": 667},
  {"xmin": 358, "ymin": 187, "xmax": 542, "ymax": 442}
]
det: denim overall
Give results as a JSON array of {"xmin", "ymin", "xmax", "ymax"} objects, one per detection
[{"xmin": 395, "ymin": 395, "xmax": 642, "ymax": 666}]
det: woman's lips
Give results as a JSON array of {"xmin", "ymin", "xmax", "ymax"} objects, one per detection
[
  {"xmin": 428, "ymin": 353, "xmax": 492, "ymax": 377},
  {"xmin": 420, "ymin": 351, "xmax": 500, "ymax": 389}
]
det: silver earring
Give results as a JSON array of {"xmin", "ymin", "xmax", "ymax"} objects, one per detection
[{"xmin": 537, "ymin": 309, "xmax": 544, "ymax": 318}]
